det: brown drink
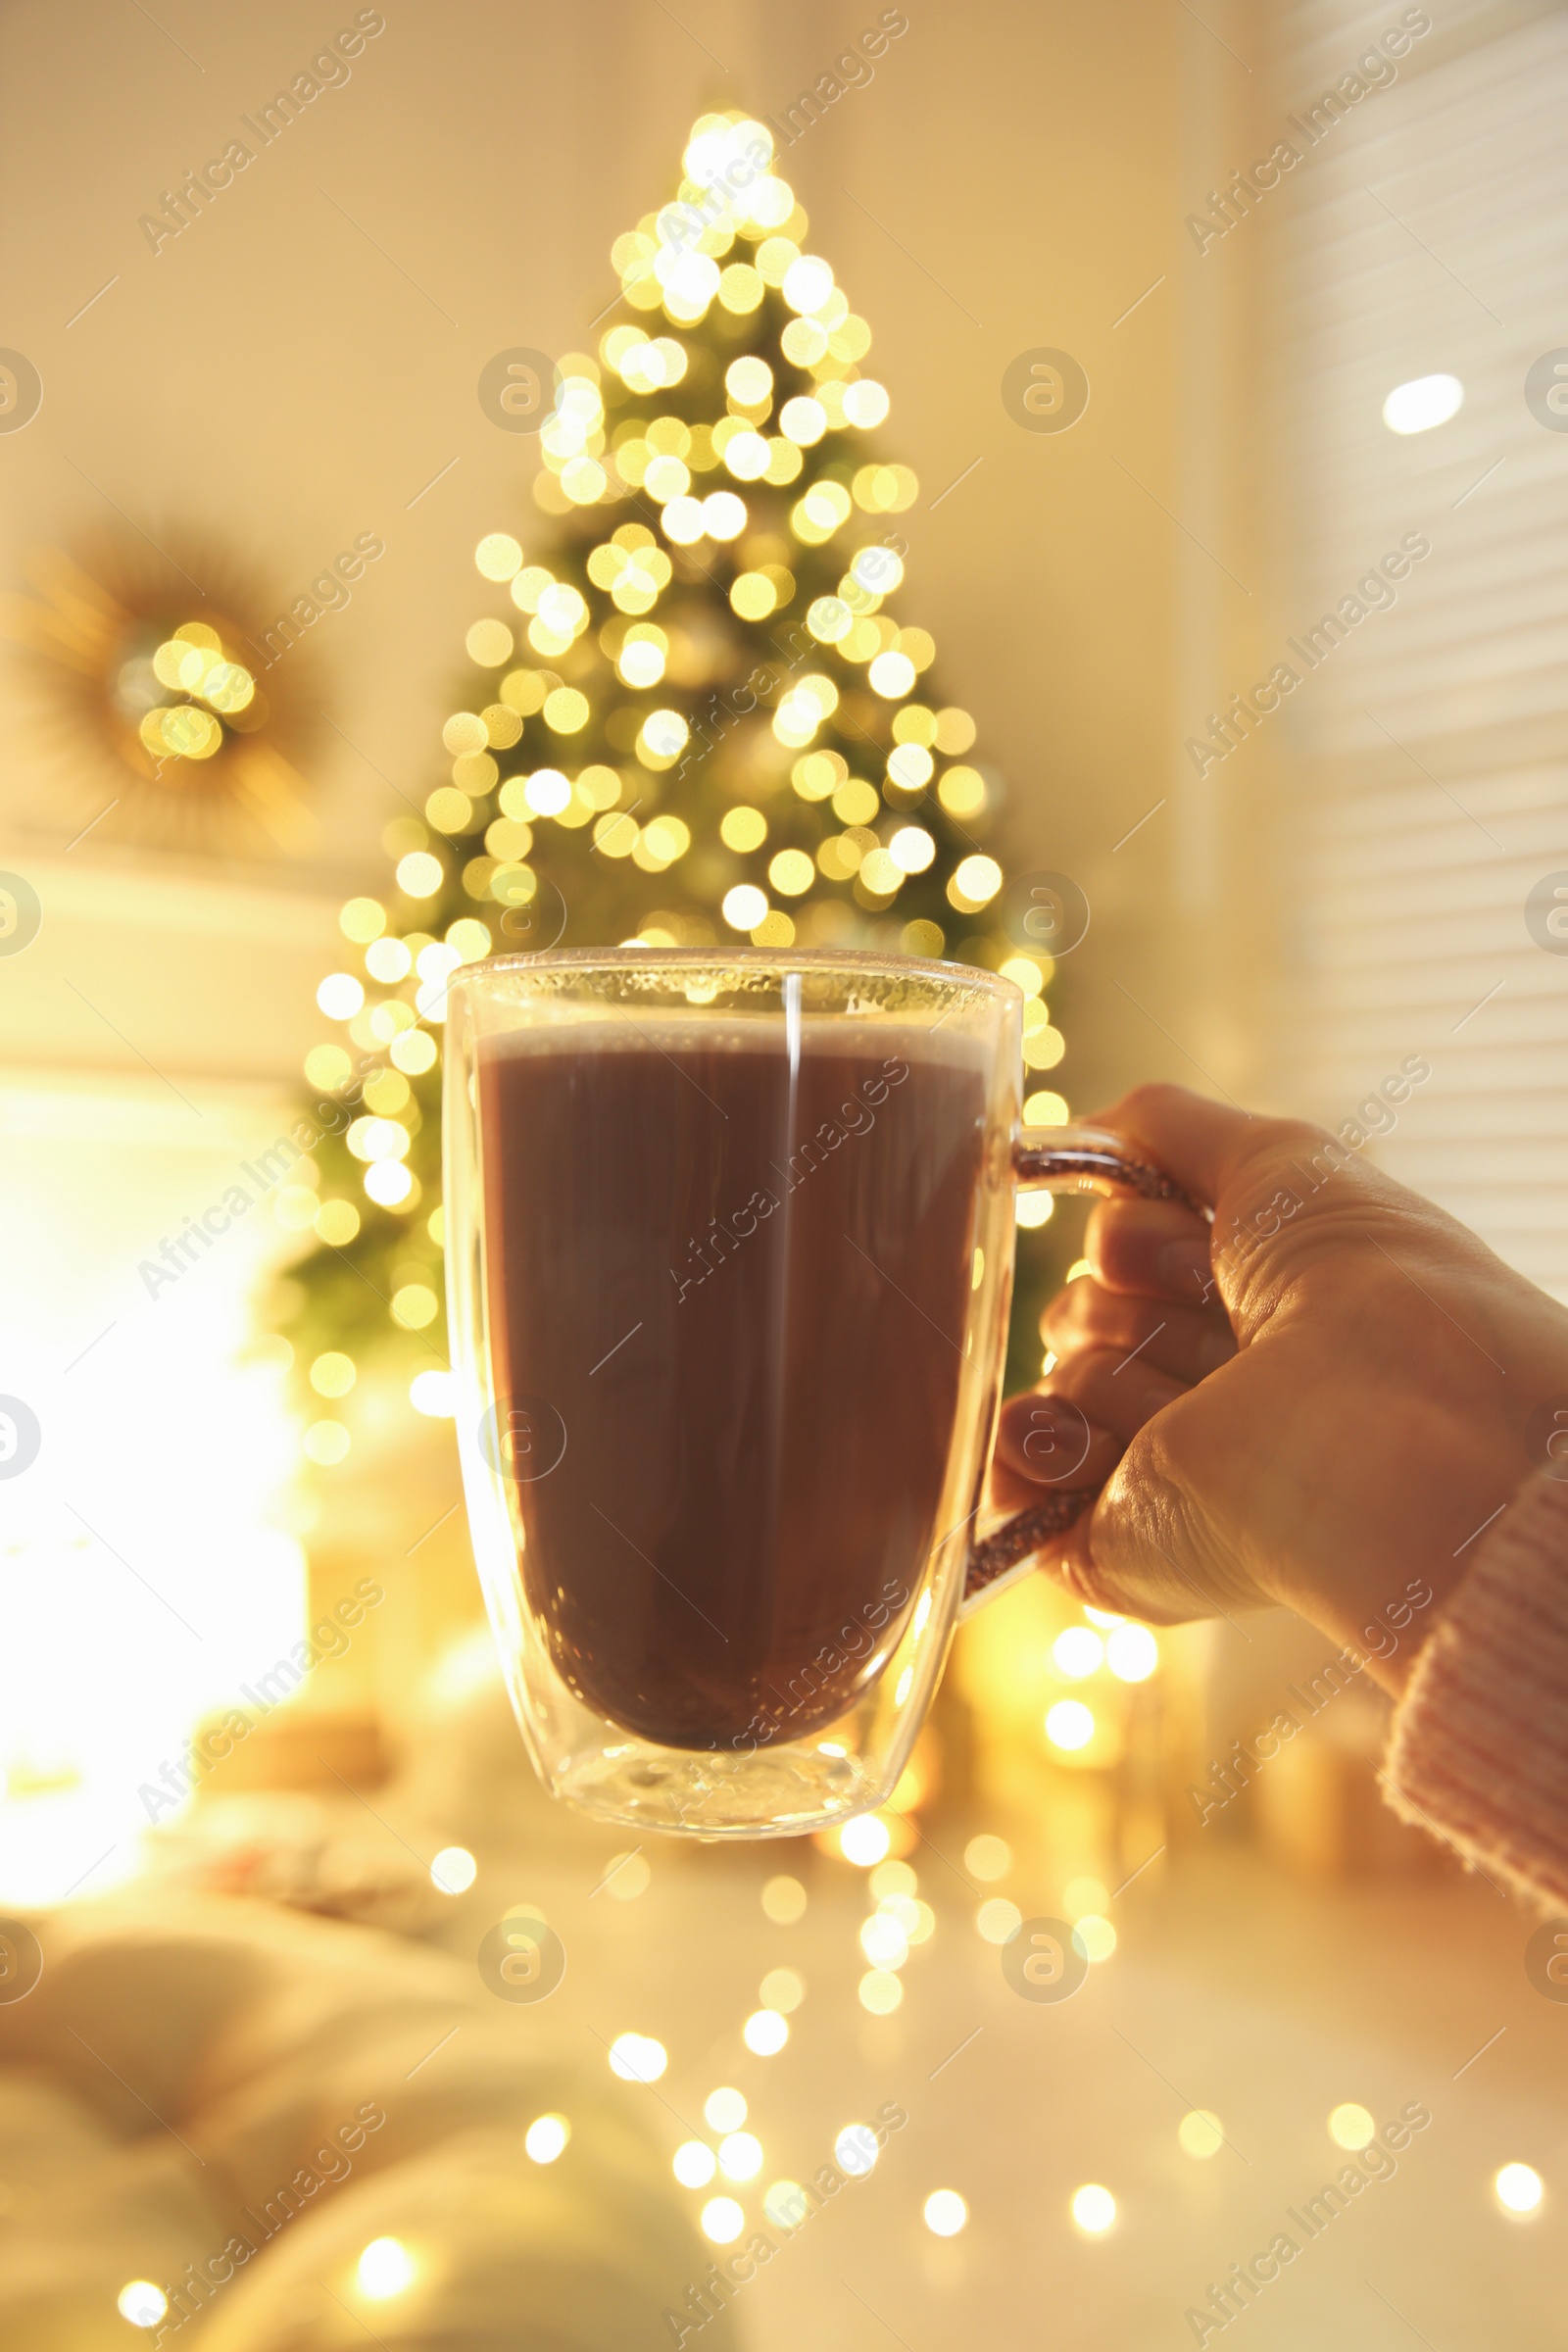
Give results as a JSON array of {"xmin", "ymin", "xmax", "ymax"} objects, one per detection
[{"xmin": 477, "ymin": 1021, "xmax": 989, "ymax": 1749}]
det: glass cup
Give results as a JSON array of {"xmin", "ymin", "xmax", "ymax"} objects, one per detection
[{"xmin": 444, "ymin": 949, "xmax": 1185, "ymax": 1838}]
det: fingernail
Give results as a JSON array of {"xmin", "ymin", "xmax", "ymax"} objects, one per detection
[{"xmin": 1156, "ymin": 1241, "xmax": 1212, "ymax": 1298}]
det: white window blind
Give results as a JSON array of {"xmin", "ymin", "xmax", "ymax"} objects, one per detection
[{"xmin": 1265, "ymin": 2, "xmax": 1568, "ymax": 1298}]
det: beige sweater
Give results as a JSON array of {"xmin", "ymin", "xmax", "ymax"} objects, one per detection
[{"xmin": 1386, "ymin": 1468, "xmax": 1568, "ymax": 1910}]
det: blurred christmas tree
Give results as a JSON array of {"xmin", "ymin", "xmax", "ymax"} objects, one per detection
[{"xmin": 276, "ymin": 110, "xmax": 1070, "ymax": 1460}]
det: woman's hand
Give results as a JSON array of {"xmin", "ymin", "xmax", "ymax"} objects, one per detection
[{"xmin": 994, "ymin": 1084, "xmax": 1568, "ymax": 1690}]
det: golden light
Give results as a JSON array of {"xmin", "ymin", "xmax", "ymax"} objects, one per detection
[
  {"xmin": 365, "ymin": 1160, "xmax": 415, "ymax": 1207},
  {"xmin": 889, "ymin": 825, "xmax": 935, "ymax": 874},
  {"xmin": 367, "ymin": 936, "xmax": 413, "ymax": 982},
  {"xmin": 1179, "ymin": 2110, "xmax": 1225, "ymax": 2159},
  {"xmin": 719, "ymin": 2132, "xmax": 763, "ymax": 2181},
  {"xmin": 523, "ymin": 769, "xmax": 571, "ymax": 816},
  {"xmin": 303, "ymin": 1420, "xmax": 350, "ymax": 1467},
  {"xmin": 743, "ymin": 2009, "xmax": 789, "ymax": 2055},
  {"xmin": 1106, "ymin": 1624, "xmax": 1158, "ymax": 1681},
  {"xmin": 839, "ymin": 1814, "xmax": 891, "ymax": 1867},
  {"xmin": 317, "ymin": 972, "xmax": 364, "ymax": 1020},
  {"xmin": 395, "ymin": 851, "xmax": 444, "ymax": 898},
  {"xmin": 475, "ymin": 532, "xmax": 523, "ymax": 579},
  {"xmin": 1495, "ymin": 2163, "xmax": 1544, "ymax": 2215},
  {"xmin": 858, "ymin": 1969, "xmax": 903, "ymax": 2014},
  {"xmin": 305, "ymin": 1042, "xmax": 353, "ymax": 1088},
  {"xmin": 466, "ymin": 617, "xmax": 514, "ymax": 667},
  {"xmin": 780, "ymin": 395, "xmax": 826, "ymax": 444},
  {"xmin": 1053, "ymin": 1628, "xmax": 1103, "ymax": 1679},
  {"xmin": 719, "ymin": 808, "xmax": 766, "ymax": 856},
  {"xmin": 674, "ymin": 2140, "xmax": 717, "ymax": 2187},
  {"xmin": 410, "ymin": 1370, "xmax": 455, "ymax": 1416},
  {"xmin": 1328, "ymin": 2103, "xmax": 1375, "ymax": 2151},
  {"xmin": 760, "ymin": 1966, "xmax": 805, "ymax": 2012},
  {"xmin": 339, "ymin": 896, "xmax": 386, "ymax": 943},
  {"xmin": 447, "ymin": 916, "xmax": 493, "ymax": 962},
  {"xmin": 1046, "ymin": 1700, "xmax": 1095, "ymax": 1750},
  {"xmin": 843, "ymin": 379, "xmax": 891, "ymax": 428},
  {"xmin": 639, "ymin": 709, "xmax": 689, "ymax": 762},
  {"xmin": 721, "ymin": 884, "xmax": 768, "ymax": 933},
  {"xmin": 768, "ymin": 849, "xmax": 814, "ymax": 896},
  {"xmin": 834, "ymin": 2125, "xmax": 880, "ymax": 2179},
  {"xmin": 392, "ymin": 1284, "xmax": 439, "ymax": 1330},
  {"xmin": 703, "ymin": 491, "xmax": 747, "ymax": 539},
  {"xmin": 1074, "ymin": 1915, "xmax": 1116, "ymax": 1963},
  {"xmin": 975, "ymin": 1898, "xmax": 1021, "ymax": 1944},
  {"xmin": 1024, "ymin": 1090, "xmax": 1070, "ymax": 1126},
  {"xmin": 1000, "ymin": 954, "xmax": 1044, "ymax": 997},
  {"xmin": 525, "ymin": 2113, "xmax": 570, "ymax": 2164},
  {"xmin": 938, "ymin": 766, "xmax": 987, "ymax": 817},
  {"xmin": 618, "ymin": 637, "xmax": 665, "ymax": 687},
  {"xmin": 347, "ymin": 1116, "xmax": 409, "ymax": 1165},
  {"xmin": 963, "ymin": 1834, "xmax": 1011, "ymax": 1883},
  {"xmin": 1383, "ymin": 372, "xmax": 1463, "ymax": 434},
  {"xmin": 309, "ymin": 1351, "xmax": 356, "ymax": 1398},
  {"xmin": 726, "ymin": 354, "xmax": 773, "ymax": 405},
  {"xmin": 118, "ymin": 2282, "xmax": 168, "ymax": 2328},
  {"xmin": 700, "ymin": 2197, "xmax": 745, "ymax": 2244},
  {"xmin": 357, "ymin": 2238, "xmax": 415, "ymax": 2300},
  {"xmin": 868, "ymin": 649, "xmax": 916, "ymax": 699},
  {"xmin": 609, "ymin": 2033, "xmax": 667, "ymax": 2082},
  {"xmin": 603, "ymin": 1848, "xmax": 652, "ymax": 1900},
  {"xmin": 1063, "ymin": 1876, "xmax": 1108, "ymax": 1916},
  {"xmin": 443, "ymin": 710, "xmax": 488, "ymax": 754},
  {"xmin": 761, "ymin": 1874, "xmax": 807, "ymax": 1923},
  {"xmin": 782, "ymin": 254, "xmax": 834, "ymax": 314},
  {"xmin": 315, "ymin": 1200, "xmax": 360, "ymax": 1246},
  {"xmin": 950, "ymin": 854, "xmax": 1003, "ymax": 909},
  {"xmin": 764, "ymin": 2179, "xmax": 808, "ymax": 2230},
  {"xmin": 924, "ymin": 2190, "xmax": 967, "ymax": 2237},
  {"xmin": 1071, "ymin": 2184, "xmax": 1117, "ymax": 2234},
  {"xmin": 831, "ymin": 776, "xmax": 878, "ymax": 826},
  {"xmin": 662, "ymin": 494, "xmax": 706, "ymax": 543},
  {"xmin": 859, "ymin": 1912, "xmax": 909, "ymax": 1970},
  {"xmin": 430, "ymin": 1844, "xmax": 475, "ymax": 1893},
  {"xmin": 706, "ymin": 2086, "xmax": 747, "ymax": 2132}
]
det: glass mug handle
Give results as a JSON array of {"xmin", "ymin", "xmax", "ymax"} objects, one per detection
[{"xmin": 960, "ymin": 1123, "xmax": 1204, "ymax": 1616}]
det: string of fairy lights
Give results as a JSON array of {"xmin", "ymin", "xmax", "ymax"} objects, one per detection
[{"xmin": 278, "ymin": 106, "xmax": 1070, "ymax": 1440}]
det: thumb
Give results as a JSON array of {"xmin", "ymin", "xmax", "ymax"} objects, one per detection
[
  {"xmin": 1087, "ymin": 1084, "xmax": 1265, "ymax": 1214},
  {"xmin": 1045, "ymin": 1379, "xmax": 1265, "ymax": 1626}
]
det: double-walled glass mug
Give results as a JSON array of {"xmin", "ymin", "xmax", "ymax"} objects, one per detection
[{"xmin": 444, "ymin": 949, "xmax": 1184, "ymax": 1838}]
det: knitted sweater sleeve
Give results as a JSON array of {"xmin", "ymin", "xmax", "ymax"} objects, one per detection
[{"xmin": 1385, "ymin": 1469, "xmax": 1568, "ymax": 1911}]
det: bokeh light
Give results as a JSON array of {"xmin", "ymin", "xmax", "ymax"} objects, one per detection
[
  {"xmin": 1178, "ymin": 2110, "xmax": 1225, "ymax": 2159},
  {"xmin": 1046, "ymin": 1700, "xmax": 1095, "ymax": 1750},
  {"xmin": 357, "ymin": 2238, "xmax": 415, "ymax": 2299},
  {"xmin": 429, "ymin": 1844, "xmax": 475, "ymax": 1893},
  {"xmin": 761, "ymin": 1874, "xmax": 807, "ymax": 1924},
  {"xmin": 118, "ymin": 2283, "xmax": 168, "ymax": 2328},
  {"xmin": 609, "ymin": 2033, "xmax": 667, "ymax": 2082},
  {"xmin": 1495, "ymin": 2163, "xmax": 1543, "ymax": 2215},
  {"xmin": 924, "ymin": 2189, "xmax": 968, "ymax": 2237},
  {"xmin": 525, "ymin": 2113, "xmax": 570, "ymax": 2164},
  {"xmin": 701, "ymin": 2197, "xmax": 745, "ymax": 2244},
  {"xmin": 840, "ymin": 1815, "xmax": 891, "ymax": 1866},
  {"xmin": 1071, "ymin": 2184, "xmax": 1116, "ymax": 2234}
]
